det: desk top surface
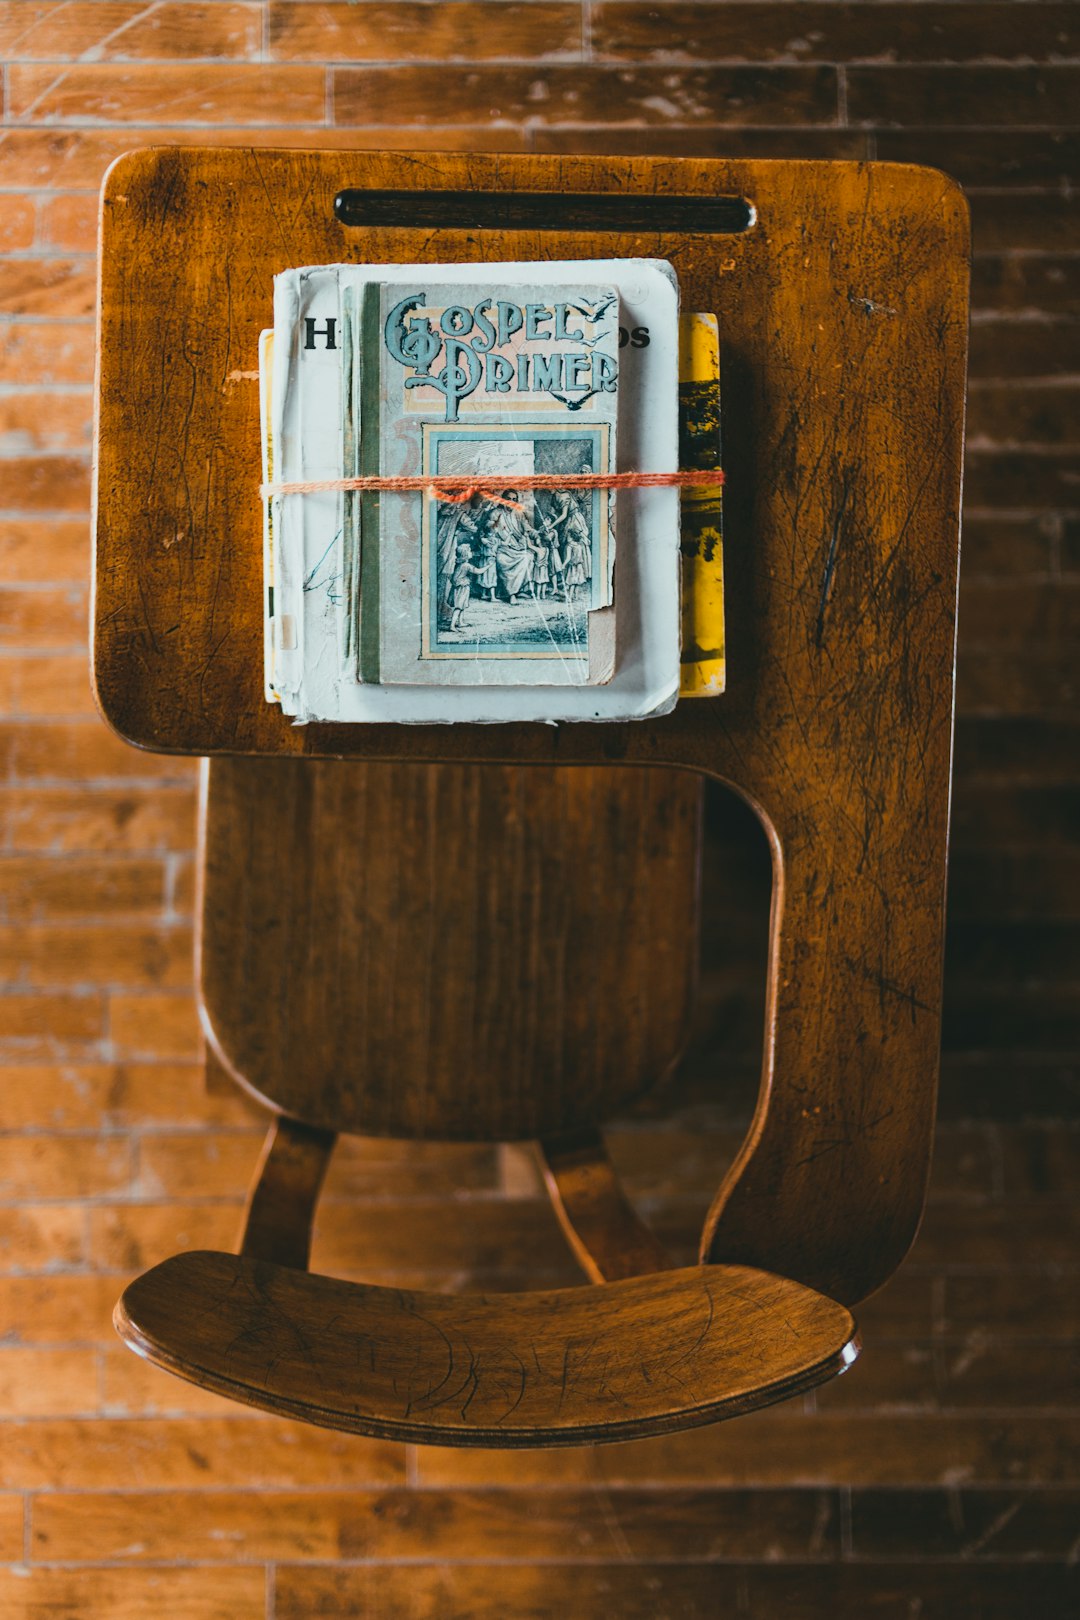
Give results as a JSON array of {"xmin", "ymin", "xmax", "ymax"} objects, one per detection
[{"xmin": 93, "ymin": 148, "xmax": 968, "ymax": 781}]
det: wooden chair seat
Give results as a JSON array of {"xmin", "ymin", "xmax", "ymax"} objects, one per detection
[{"xmin": 116, "ymin": 1252, "xmax": 857, "ymax": 1448}]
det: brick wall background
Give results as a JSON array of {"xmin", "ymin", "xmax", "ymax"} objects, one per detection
[{"xmin": 0, "ymin": 3, "xmax": 1077, "ymax": 1617}]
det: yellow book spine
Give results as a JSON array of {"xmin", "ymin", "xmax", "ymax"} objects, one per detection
[{"xmin": 678, "ymin": 312, "xmax": 725, "ymax": 697}]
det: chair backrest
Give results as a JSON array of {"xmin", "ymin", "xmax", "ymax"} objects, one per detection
[{"xmin": 200, "ymin": 760, "xmax": 703, "ymax": 1142}]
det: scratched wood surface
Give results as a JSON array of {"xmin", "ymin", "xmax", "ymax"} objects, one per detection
[
  {"xmin": 116, "ymin": 1250, "xmax": 858, "ymax": 1447},
  {"xmin": 200, "ymin": 759, "xmax": 702, "ymax": 1142},
  {"xmin": 95, "ymin": 150, "xmax": 968, "ymax": 1304}
]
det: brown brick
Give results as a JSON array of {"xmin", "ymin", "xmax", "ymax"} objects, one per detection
[
  {"xmin": 0, "ymin": 1275, "xmax": 125, "ymax": 1344},
  {"xmin": 0, "ymin": 991, "xmax": 105, "ymax": 1053},
  {"xmin": 275, "ymin": 1566, "xmax": 1078, "ymax": 1620},
  {"xmin": 0, "ymin": 1495, "xmax": 20, "ymax": 1563},
  {"xmin": 0, "ymin": 2, "xmax": 261, "ymax": 61},
  {"xmin": 109, "ymin": 991, "xmax": 202, "ymax": 1058},
  {"xmin": 971, "ymin": 193, "xmax": 1080, "ymax": 255},
  {"xmin": 877, "ymin": 1275, "xmax": 953, "ymax": 1341},
  {"xmin": 912, "ymin": 1201, "xmax": 1080, "ymax": 1265},
  {"xmin": 0, "ymin": 585, "xmax": 87, "ymax": 649},
  {"xmin": 8, "ymin": 63, "xmax": 328, "ymax": 124},
  {"xmin": 819, "ymin": 1340, "xmax": 1080, "ymax": 1412},
  {"xmin": 810, "ymin": 1342, "xmax": 938, "ymax": 1411},
  {"xmin": 848, "ymin": 66, "xmax": 1080, "ymax": 127},
  {"xmin": 332, "ymin": 65, "xmax": 840, "ymax": 128},
  {"xmin": 271, "ymin": 2, "xmax": 582, "ymax": 62},
  {"xmin": 418, "ymin": 1411, "xmax": 1080, "ymax": 1485},
  {"xmin": 959, "ymin": 580, "xmax": 1080, "ymax": 651},
  {"xmin": 0, "ymin": 390, "xmax": 92, "ymax": 454},
  {"xmin": 90, "ymin": 1197, "xmax": 583, "ymax": 1289},
  {"xmin": 136, "ymin": 1130, "xmax": 498, "ymax": 1201},
  {"xmin": 971, "ymin": 257, "xmax": 1080, "ymax": 324},
  {"xmin": 944, "ymin": 1272, "xmax": 1080, "ymax": 1338},
  {"xmin": 34, "ymin": 1484, "xmax": 840, "ymax": 1563},
  {"xmin": 999, "ymin": 1123, "xmax": 1080, "ymax": 1197},
  {"xmin": 0, "ymin": 1133, "xmax": 131, "ymax": 1199},
  {"xmin": 0, "ymin": 322, "xmax": 94, "ymax": 385},
  {"xmin": 0, "ymin": 1567, "xmax": 265, "ymax": 1620},
  {"xmin": 954, "ymin": 717, "xmax": 1080, "ymax": 782},
  {"xmin": 0, "ymin": 786, "xmax": 196, "ymax": 852},
  {"xmin": 1064, "ymin": 515, "xmax": 1080, "ymax": 571},
  {"xmin": 0, "ymin": 1416, "xmax": 404, "ymax": 1488},
  {"xmin": 944, "ymin": 986, "xmax": 1080, "ymax": 1052},
  {"xmin": 0, "ymin": 519, "xmax": 90, "ymax": 585},
  {"xmin": 533, "ymin": 125, "xmax": 865, "ymax": 158},
  {"xmin": 593, "ymin": 4, "xmax": 1080, "ymax": 67},
  {"xmin": 974, "ymin": 256, "xmax": 1080, "ymax": 319},
  {"xmin": 90, "ymin": 1203, "xmax": 241, "ymax": 1274},
  {"xmin": 949, "ymin": 847, "xmax": 1080, "ymax": 921},
  {"xmin": 274, "ymin": 1565, "xmax": 703, "ymax": 1619},
  {"xmin": 0, "ymin": 654, "xmax": 96, "ymax": 718},
  {"xmin": 133, "ymin": 1130, "xmax": 264, "ymax": 1200},
  {"xmin": 0, "ymin": 719, "xmax": 197, "ymax": 782},
  {"xmin": 938, "ymin": 1054, "xmax": 1080, "ymax": 1120},
  {"xmin": 0, "ymin": 454, "xmax": 90, "ymax": 515},
  {"xmin": 0, "ymin": 1204, "xmax": 85, "ymax": 1273},
  {"xmin": 967, "ymin": 384, "xmax": 1080, "ymax": 449},
  {"xmin": 961, "ymin": 515, "xmax": 1056, "ymax": 578},
  {"xmin": 952, "ymin": 778, "xmax": 1080, "ymax": 843},
  {"xmin": 852, "ymin": 1486, "xmax": 1080, "ymax": 1561},
  {"xmin": 0, "ymin": 922, "xmax": 193, "ymax": 989},
  {"xmin": 877, "ymin": 129, "xmax": 1080, "ymax": 188},
  {"xmin": 38, "ymin": 192, "xmax": 98, "ymax": 254},
  {"xmin": 969, "ymin": 319, "xmax": 1080, "ymax": 380},
  {"xmin": 0, "ymin": 1060, "xmax": 251, "ymax": 1130},
  {"xmin": 100, "ymin": 1346, "xmax": 252, "ymax": 1416},
  {"xmin": 0, "ymin": 194, "xmax": 36, "ymax": 252},
  {"xmin": 0, "ymin": 856, "xmax": 167, "ymax": 920},
  {"xmin": 0, "ymin": 1347, "xmax": 99, "ymax": 1417},
  {"xmin": 957, "ymin": 653, "xmax": 1076, "ymax": 716},
  {"xmin": 947, "ymin": 921, "xmax": 1080, "ymax": 993}
]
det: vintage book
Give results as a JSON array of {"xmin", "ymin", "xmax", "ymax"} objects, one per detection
[
  {"xmin": 678, "ymin": 313, "xmax": 725, "ymax": 697},
  {"xmin": 265, "ymin": 259, "xmax": 681, "ymax": 725},
  {"xmin": 355, "ymin": 278, "xmax": 619, "ymax": 689}
]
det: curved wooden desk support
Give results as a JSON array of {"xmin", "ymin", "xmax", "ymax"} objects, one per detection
[
  {"xmin": 239, "ymin": 1116, "xmax": 336, "ymax": 1272},
  {"xmin": 99, "ymin": 150, "xmax": 967, "ymax": 1441},
  {"xmin": 539, "ymin": 1127, "xmax": 670, "ymax": 1284}
]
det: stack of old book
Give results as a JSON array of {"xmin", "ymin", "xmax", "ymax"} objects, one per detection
[{"xmin": 260, "ymin": 260, "xmax": 722, "ymax": 725}]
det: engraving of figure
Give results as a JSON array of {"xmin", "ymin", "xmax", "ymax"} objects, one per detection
[
  {"xmin": 549, "ymin": 491, "xmax": 592, "ymax": 601},
  {"xmin": 449, "ymin": 542, "xmax": 485, "ymax": 632},
  {"xmin": 489, "ymin": 491, "xmax": 535, "ymax": 605}
]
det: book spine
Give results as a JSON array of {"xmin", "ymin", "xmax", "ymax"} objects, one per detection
[
  {"xmin": 259, "ymin": 328, "xmax": 279, "ymax": 705},
  {"xmin": 677, "ymin": 312, "xmax": 725, "ymax": 697},
  {"xmin": 357, "ymin": 281, "xmax": 382, "ymax": 685}
]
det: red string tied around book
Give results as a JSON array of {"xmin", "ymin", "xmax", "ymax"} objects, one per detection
[{"xmin": 260, "ymin": 470, "xmax": 726, "ymax": 506}]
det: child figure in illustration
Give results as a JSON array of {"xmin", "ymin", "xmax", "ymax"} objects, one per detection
[
  {"xmin": 558, "ymin": 495, "xmax": 593, "ymax": 602},
  {"xmin": 530, "ymin": 528, "xmax": 552, "ymax": 598},
  {"xmin": 532, "ymin": 518, "xmax": 565, "ymax": 600},
  {"xmin": 449, "ymin": 543, "xmax": 485, "ymax": 631},
  {"xmin": 476, "ymin": 531, "xmax": 498, "ymax": 602}
]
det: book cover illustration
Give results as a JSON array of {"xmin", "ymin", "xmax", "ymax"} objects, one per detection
[{"xmin": 352, "ymin": 282, "xmax": 619, "ymax": 687}]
